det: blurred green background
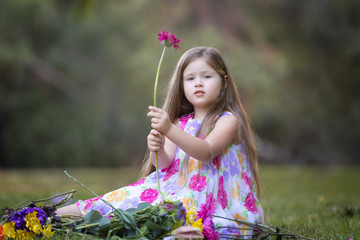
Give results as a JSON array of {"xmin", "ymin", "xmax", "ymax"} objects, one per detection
[{"xmin": 0, "ymin": 0, "xmax": 359, "ymax": 168}]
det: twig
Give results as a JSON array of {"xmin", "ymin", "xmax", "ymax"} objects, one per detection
[
  {"xmin": 64, "ymin": 171, "xmax": 140, "ymax": 234},
  {"xmin": 212, "ymin": 215, "xmax": 317, "ymax": 240},
  {"xmin": 64, "ymin": 171, "xmax": 117, "ymax": 212},
  {"xmin": 33, "ymin": 190, "xmax": 77, "ymax": 207},
  {"xmin": 3, "ymin": 190, "xmax": 77, "ymax": 211}
]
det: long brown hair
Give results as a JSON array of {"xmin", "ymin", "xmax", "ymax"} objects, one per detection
[{"xmin": 140, "ymin": 46, "xmax": 264, "ymax": 200}]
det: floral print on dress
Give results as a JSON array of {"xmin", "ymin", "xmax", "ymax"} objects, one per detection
[
  {"xmin": 242, "ymin": 171, "xmax": 252, "ymax": 190},
  {"xmin": 244, "ymin": 192, "xmax": 258, "ymax": 214},
  {"xmin": 162, "ymin": 158, "xmax": 180, "ymax": 181},
  {"xmin": 129, "ymin": 178, "xmax": 145, "ymax": 187},
  {"xmin": 76, "ymin": 111, "xmax": 264, "ymax": 238},
  {"xmin": 140, "ymin": 188, "xmax": 159, "ymax": 203},
  {"xmin": 217, "ymin": 176, "xmax": 228, "ymax": 210},
  {"xmin": 213, "ymin": 155, "xmax": 221, "ymax": 170},
  {"xmin": 189, "ymin": 174, "xmax": 207, "ymax": 192}
]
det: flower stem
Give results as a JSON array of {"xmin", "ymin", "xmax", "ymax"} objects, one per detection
[
  {"xmin": 153, "ymin": 46, "xmax": 166, "ymax": 195},
  {"xmin": 154, "ymin": 46, "xmax": 166, "ymax": 108},
  {"xmin": 64, "ymin": 171, "xmax": 117, "ymax": 212},
  {"xmin": 64, "ymin": 171, "xmax": 142, "ymax": 233}
]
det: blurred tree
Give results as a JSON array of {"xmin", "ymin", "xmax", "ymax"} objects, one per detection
[
  {"xmin": 245, "ymin": 0, "xmax": 360, "ymax": 164},
  {"xmin": 0, "ymin": 0, "xmax": 358, "ymax": 168}
]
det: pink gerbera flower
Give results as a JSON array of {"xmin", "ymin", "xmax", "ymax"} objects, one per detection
[{"xmin": 157, "ymin": 31, "xmax": 182, "ymax": 51}]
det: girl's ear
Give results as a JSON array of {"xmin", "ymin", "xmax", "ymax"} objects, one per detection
[{"xmin": 223, "ymin": 75, "xmax": 228, "ymax": 90}]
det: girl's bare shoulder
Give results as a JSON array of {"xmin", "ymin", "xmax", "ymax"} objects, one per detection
[
  {"xmin": 215, "ymin": 114, "xmax": 238, "ymax": 129},
  {"xmin": 214, "ymin": 114, "xmax": 241, "ymax": 144}
]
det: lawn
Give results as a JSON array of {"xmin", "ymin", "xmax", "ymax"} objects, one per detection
[{"xmin": 0, "ymin": 165, "xmax": 359, "ymax": 239}]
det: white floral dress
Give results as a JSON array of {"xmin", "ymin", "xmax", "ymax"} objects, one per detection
[{"xmin": 76, "ymin": 112, "xmax": 264, "ymax": 238}]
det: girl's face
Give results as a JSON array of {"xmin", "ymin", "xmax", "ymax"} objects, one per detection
[{"xmin": 183, "ymin": 58, "xmax": 223, "ymax": 112}]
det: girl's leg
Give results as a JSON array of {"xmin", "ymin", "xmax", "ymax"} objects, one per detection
[{"xmin": 55, "ymin": 203, "xmax": 82, "ymax": 216}]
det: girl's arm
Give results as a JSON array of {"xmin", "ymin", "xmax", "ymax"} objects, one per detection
[
  {"xmin": 148, "ymin": 106, "xmax": 238, "ymax": 162},
  {"xmin": 147, "ymin": 129, "xmax": 177, "ymax": 169}
]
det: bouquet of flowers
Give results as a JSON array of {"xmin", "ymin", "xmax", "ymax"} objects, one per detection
[{"xmin": 1, "ymin": 204, "xmax": 54, "ymax": 240}]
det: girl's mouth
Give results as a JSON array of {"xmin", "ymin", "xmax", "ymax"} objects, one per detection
[{"xmin": 194, "ymin": 90, "xmax": 205, "ymax": 96}]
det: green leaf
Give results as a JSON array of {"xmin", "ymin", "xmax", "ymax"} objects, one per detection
[
  {"xmin": 152, "ymin": 228, "xmax": 166, "ymax": 238},
  {"xmin": 110, "ymin": 236, "xmax": 122, "ymax": 240},
  {"xmin": 144, "ymin": 220, "xmax": 163, "ymax": 230},
  {"xmin": 84, "ymin": 210, "xmax": 103, "ymax": 224},
  {"xmin": 136, "ymin": 202, "xmax": 151, "ymax": 211},
  {"xmin": 99, "ymin": 216, "xmax": 111, "ymax": 228},
  {"xmin": 125, "ymin": 207, "xmax": 137, "ymax": 214},
  {"xmin": 136, "ymin": 237, "xmax": 150, "ymax": 240},
  {"xmin": 125, "ymin": 228, "xmax": 137, "ymax": 237},
  {"xmin": 106, "ymin": 226, "xmax": 123, "ymax": 239},
  {"xmin": 114, "ymin": 209, "xmax": 137, "ymax": 230}
]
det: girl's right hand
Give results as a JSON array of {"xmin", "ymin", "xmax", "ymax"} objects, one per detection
[{"xmin": 147, "ymin": 129, "xmax": 165, "ymax": 152}]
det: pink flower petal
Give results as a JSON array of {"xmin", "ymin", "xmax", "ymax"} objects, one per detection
[{"xmin": 157, "ymin": 31, "xmax": 182, "ymax": 50}]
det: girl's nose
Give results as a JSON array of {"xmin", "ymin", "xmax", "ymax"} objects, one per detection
[{"xmin": 195, "ymin": 77, "xmax": 203, "ymax": 87}]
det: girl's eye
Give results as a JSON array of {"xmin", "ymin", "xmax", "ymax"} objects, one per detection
[
  {"xmin": 186, "ymin": 77, "xmax": 194, "ymax": 81},
  {"xmin": 203, "ymin": 75, "xmax": 211, "ymax": 79}
]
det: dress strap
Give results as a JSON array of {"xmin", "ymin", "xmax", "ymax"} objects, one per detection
[
  {"xmin": 179, "ymin": 112, "xmax": 194, "ymax": 131},
  {"xmin": 219, "ymin": 111, "xmax": 234, "ymax": 119}
]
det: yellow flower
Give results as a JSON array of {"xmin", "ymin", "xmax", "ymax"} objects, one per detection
[
  {"xmin": 25, "ymin": 211, "xmax": 42, "ymax": 234},
  {"xmin": 3, "ymin": 221, "xmax": 16, "ymax": 239},
  {"xmin": 16, "ymin": 229, "xmax": 35, "ymax": 240},
  {"xmin": 185, "ymin": 206, "xmax": 197, "ymax": 225},
  {"xmin": 191, "ymin": 218, "xmax": 203, "ymax": 232},
  {"xmin": 41, "ymin": 224, "xmax": 54, "ymax": 239}
]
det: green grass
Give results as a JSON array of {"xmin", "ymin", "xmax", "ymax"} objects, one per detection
[
  {"xmin": 260, "ymin": 165, "xmax": 360, "ymax": 239},
  {"xmin": 0, "ymin": 166, "xmax": 359, "ymax": 239}
]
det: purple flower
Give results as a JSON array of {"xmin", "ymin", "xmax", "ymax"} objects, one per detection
[
  {"xmin": 9, "ymin": 207, "xmax": 47, "ymax": 230},
  {"xmin": 157, "ymin": 31, "xmax": 182, "ymax": 51},
  {"xmin": 176, "ymin": 206, "xmax": 186, "ymax": 221},
  {"xmin": 176, "ymin": 201, "xmax": 184, "ymax": 209}
]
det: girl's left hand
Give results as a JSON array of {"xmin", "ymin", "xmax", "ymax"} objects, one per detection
[{"xmin": 147, "ymin": 106, "xmax": 172, "ymax": 134}]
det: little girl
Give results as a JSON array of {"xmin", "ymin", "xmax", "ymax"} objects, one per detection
[{"xmin": 56, "ymin": 46, "xmax": 264, "ymax": 237}]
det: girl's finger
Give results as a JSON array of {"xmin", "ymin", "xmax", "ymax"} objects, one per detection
[
  {"xmin": 150, "ymin": 129, "xmax": 158, "ymax": 135},
  {"xmin": 148, "ymin": 106, "xmax": 160, "ymax": 111}
]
